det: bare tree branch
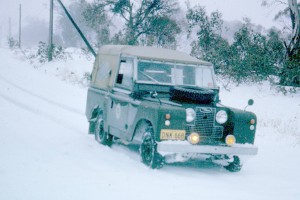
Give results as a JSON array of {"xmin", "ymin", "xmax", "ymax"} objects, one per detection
[{"xmin": 286, "ymin": 0, "xmax": 300, "ymax": 55}]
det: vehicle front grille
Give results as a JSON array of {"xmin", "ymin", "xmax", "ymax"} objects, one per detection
[{"xmin": 186, "ymin": 107, "xmax": 223, "ymax": 138}]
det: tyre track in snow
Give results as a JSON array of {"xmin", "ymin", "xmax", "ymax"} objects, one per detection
[
  {"xmin": 0, "ymin": 74, "xmax": 84, "ymax": 116},
  {"xmin": 0, "ymin": 75, "xmax": 86, "ymax": 134},
  {"xmin": 0, "ymin": 92, "xmax": 85, "ymax": 134}
]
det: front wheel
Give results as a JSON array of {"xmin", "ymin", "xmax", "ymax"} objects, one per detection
[
  {"xmin": 224, "ymin": 156, "xmax": 242, "ymax": 172},
  {"xmin": 94, "ymin": 116, "xmax": 112, "ymax": 146},
  {"xmin": 140, "ymin": 131, "xmax": 164, "ymax": 169}
]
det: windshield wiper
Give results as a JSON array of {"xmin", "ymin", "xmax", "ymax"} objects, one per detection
[{"xmin": 138, "ymin": 71, "xmax": 160, "ymax": 84}]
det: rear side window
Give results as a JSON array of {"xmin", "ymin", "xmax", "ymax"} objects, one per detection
[{"xmin": 116, "ymin": 58, "xmax": 134, "ymax": 89}]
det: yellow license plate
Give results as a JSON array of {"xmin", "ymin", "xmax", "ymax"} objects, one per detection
[{"xmin": 160, "ymin": 129, "xmax": 186, "ymax": 140}]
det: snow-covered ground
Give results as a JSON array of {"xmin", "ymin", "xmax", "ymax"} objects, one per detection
[{"xmin": 0, "ymin": 48, "xmax": 299, "ymax": 200}]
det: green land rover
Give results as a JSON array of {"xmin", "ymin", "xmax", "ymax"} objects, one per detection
[{"xmin": 85, "ymin": 45, "xmax": 258, "ymax": 172}]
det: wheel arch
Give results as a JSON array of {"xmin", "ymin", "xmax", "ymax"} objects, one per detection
[
  {"xmin": 89, "ymin": 105, "xmax": 103, "ymax": 121},
  {"xmin": 131, "ymin": 119, "xmax": 153, "ymax": 144},
  {"xmin": 88, "ymin": 105, "xmax": 104, "ymax": 134}
]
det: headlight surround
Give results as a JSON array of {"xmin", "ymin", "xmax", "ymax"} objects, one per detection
[
  {"xmin": 186, "ymin": 108, "xmax": 196, "ymax": 123},
  {"xmin": 216, "ymin": 110, "xmax": 228, "ymax": 124}
]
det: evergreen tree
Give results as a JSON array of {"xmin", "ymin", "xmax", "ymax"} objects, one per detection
[
  {"xmin": 186, "ymin": 6, "xmax": 230, "ymax": 74},
  {"xmin": 266, "ymin": 29, "xmax": 285, "ymax": 74},
  {"xmin": 229, "ymin": 20, "xmax": 283, "ymax": 83},
  {"xmin": 187, "ymin": 5, "xmax": 286, "ymax": 84}
]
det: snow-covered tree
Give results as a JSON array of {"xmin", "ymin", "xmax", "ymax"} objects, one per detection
[
  {"xmin": 95, "ymin": 0, "xmax": 181, "ymax": 47},
  {"xmin": 82, "ymin": 1, "xmax": 111, "ymax": 47},
  {"xmin": 282, "ymin": 0, "xmax": 300, "ymax": 86}
]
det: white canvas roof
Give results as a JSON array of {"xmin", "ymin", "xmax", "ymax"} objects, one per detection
[
  {"xmin": 98, "ymin": 45, "xmax": 212, "ymax": 66},
  {"xmin": 92, "ymin": 45, "xmax": 213, "ymax": 90}
]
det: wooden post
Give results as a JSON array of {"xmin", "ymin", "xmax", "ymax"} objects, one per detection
[
  {"xmin": 48, "ymin": 0, "xmax": 54, "ymax": 61},
  {"xmin": 0, "ymin": 25, "xmax": 2, "ymax": 47}
]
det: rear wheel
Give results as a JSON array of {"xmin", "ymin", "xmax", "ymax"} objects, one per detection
[
  {"xmin": 94, "ymin": 116, "xmax": 112, "ymax": 146},
  {"xmin": 224, "ymin": 156, "xmax": 242, "ymax": 172},
  {"xmin": 140, "ymin": 130, "xmax": 164, "ymax": 169}
]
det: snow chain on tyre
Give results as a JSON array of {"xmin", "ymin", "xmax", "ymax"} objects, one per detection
[
  {"xmin": 140, "ymin": 131, "xmax": 164, "ymax": 169},
  {"xmin": 94, "ymin": 116, "xmax": 112, "ymax": 146},
  {"xmin": 224, "ymin": 156, "xmax": 242, "ymax": 172}
]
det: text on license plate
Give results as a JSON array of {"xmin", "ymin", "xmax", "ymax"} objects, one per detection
[{"xmin": 160, "ymin": 129, "xmax": 186, "ymax": 140}]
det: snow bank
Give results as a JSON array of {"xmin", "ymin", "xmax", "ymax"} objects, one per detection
[
  {"xmin": 14, "ymin": 47, "xmax": 94, "ymax": 86},
  {"xmin": 219, "ymin": 82, "xmax": 300, "ymax": 144}
]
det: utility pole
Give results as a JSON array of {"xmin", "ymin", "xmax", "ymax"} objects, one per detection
[
  {"xmin": 0, "ymin": 25, "xmax": 2, "ymax": 47},
  {"xmin": 19, "ymin": 4, "xmax": 22, "ymax": 48},
  {"xmin": 8, "ymin": 17, "xmax": 12, "ymax": 48},
  {"xmin": 9, "ymin": 17, "xmax": 11, "ymax": 39},
  {"xmin": 48, "ymin": 0, "xmax": 54, "ymax": 61}
]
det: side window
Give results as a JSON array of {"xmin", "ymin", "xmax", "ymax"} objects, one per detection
[{"xmin": 116, "ymin": 58, "xmax": 134, "ymax": 89}]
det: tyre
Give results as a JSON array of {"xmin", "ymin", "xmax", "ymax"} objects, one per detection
[
  {"xmin": 224, "ymin": 156, "xmax": 242, "ymax": 172},
  {"xmin": 170, "ymin": 86, "xmax": 217, "ymax": 104},
  {"xmin": 94, "ymin": 116, "xmax": 112, "ymax": 146},
  {"xmin": 88, "ymin": 120, "xmax": 96, "ymax": 134},
  {"xmin": 140, "ymin": 130, "xmax": 164, "ymax": 169}
]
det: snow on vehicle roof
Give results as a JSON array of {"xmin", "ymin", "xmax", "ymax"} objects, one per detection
[{"xmin": 98, "ymin": 45, "xmax": 212, "ymax": 66}]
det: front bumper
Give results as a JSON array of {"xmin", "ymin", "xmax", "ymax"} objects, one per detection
[{"xmin": 157, "ymin": 141, "xmax": 258, "ymax": 156}]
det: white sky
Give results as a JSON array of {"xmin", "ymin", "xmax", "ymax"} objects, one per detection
[
  {"xmin": 0, "ymin": 0, "xmax": 288, "ymax": 43},
  {"xmin": 187, "ymin": 0, "xmax": 287, "ymax": 27}
]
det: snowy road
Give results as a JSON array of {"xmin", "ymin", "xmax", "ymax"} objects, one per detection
[{"xmin": 0, "ymin": 49, "xmax": 299, "ymax": 200}]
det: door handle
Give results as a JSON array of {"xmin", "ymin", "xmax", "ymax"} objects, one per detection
[{"xmin": 111, "ymin": 100, "xmax": 114, "ymax": 108}]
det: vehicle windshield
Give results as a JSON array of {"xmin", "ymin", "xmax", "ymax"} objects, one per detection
[{"xmin": 137, "ymin": 60, "xmax": 216, "ymax": 88}]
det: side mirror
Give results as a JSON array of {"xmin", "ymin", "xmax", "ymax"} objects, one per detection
[
  {"xmin": 244, "ymin": 99, "xmax": 254, "ymax": 111},
  {"xmin": 248, "ymin": 99, "xmax": 254, "ymax": 106},
  {"xmin": 150, "ymin": 91, "xmax": 158, "ymax": 98}
]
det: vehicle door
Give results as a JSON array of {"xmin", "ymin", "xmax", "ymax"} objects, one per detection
[{"xmin": 107, "ymin": 57, "xmax": 137, "ymax": 140}]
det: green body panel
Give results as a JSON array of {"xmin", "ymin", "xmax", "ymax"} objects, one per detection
[
  {"xmin": 127, "ymin": 100, "xmax": 184, "ymax": 140},
  {"xmin": 153, "ymin": 104, "xmax": 186, "ymax": 141},
  {"xmin": 228, "ymin": 108, "xmax": 257, "ymax": 144},
  {"xmin": 127, "ymin": 100, "xmax": 161, "ymax": 141}
]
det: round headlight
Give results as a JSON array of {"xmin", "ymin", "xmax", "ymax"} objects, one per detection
[
  {"xmin": 188, "ymin": 132, "xmax": 200, "ymax": 145},
  {"xmin": 216, "ymin": 110, "xmax": 228, "ymax": 124},
  {"xmin": 186, "ymin": 108, "xmax": 196, "ymax": 123},
  {"xmin": 225, "ymin": 135, "xmax": 236, "ymax": 146}
]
